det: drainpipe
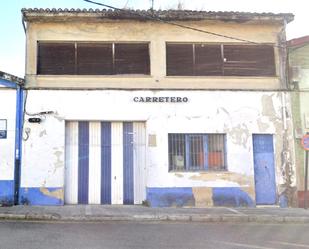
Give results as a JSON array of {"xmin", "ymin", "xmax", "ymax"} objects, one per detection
[{"xmin": 14, "ymin": 85, "xmax": 24, "ymax": 205}]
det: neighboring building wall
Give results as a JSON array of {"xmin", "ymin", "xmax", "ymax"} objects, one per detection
[
  {"xmin": 21, "ymin": 90, "xmax": 295, "ymax": 206},
  {"xmin": 289, "ymin": 42, "xmax": 309, "ymax": 207},
  {"xmin": 0, "ymin": 88, "xmax": 16, "ymax": 205}
]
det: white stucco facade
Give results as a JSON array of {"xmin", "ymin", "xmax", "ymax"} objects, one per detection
[
  {"xmin": 20, "ymin": 89, "xmax": 295, "ymax": 206},
  {"xmin": 0, "ymin": 89, "xmax": 16, "ymax": 181}
]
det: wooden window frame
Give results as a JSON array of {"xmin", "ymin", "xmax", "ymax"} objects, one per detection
[
  {"xmin": 37, "ymin": 41, "xmax": 150, "ymax": 76},
  {"xmin": 166, "ymin": 43, "xmax": 276, "ymax": 77}
]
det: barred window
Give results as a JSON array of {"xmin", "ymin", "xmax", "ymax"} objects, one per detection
[
  {"xmin": 37, "ymin": 42, "xmax": 150, "ymax": 75},
  {"xmin": 168, "ymin": 134, "xmax": 226, "ymax": 171}
]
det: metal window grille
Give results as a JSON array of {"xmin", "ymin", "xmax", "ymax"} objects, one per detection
[{"xmin": 168, "ymin": 134, "xmax": 226, "ymax": 171}]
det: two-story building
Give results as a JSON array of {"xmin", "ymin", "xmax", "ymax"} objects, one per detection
[{"xmin": 20, "ymin": 8, "xmax": 295, "ymax": 207}]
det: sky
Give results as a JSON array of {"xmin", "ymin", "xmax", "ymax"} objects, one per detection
[{"xmin": 0, "ymin": 0, "xmax": 307, "ymax": 77}]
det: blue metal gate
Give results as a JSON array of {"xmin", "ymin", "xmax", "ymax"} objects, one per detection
[
  {"xmin": 123, "ymin": 122, "xmax": 134, "ymax": 204},
  {"xmin": 78, "ymin": 121, "xmax": 89, "ymax": 204},
  {"xmin": 253, "ymin": 134, "xmax": 276, "ymax": 205},
  {"xmin": 65, "ymin": 121, "xmax": 146, "ymax": 205}
]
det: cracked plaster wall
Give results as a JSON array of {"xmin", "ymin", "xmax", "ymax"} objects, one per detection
[{"xmin": 21, "ymin": 90, "xmax": 294, "ymax": 204}]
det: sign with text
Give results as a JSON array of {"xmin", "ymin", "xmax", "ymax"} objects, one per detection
[
  {"xmin": 133, "ymin": 96, "xmax": 188, "ymax": 103},
  {"xmin": 301, "ymin": 134, "xmax": 309, "ymax": 151},
  {"xmin": 0, "ymin": 119, "xmax": 7, "ymax": 139}
]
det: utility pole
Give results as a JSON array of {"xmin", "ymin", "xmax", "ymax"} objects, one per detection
[{"xmin": 151, "ymin": 0, "xmax": 154, "ymax": 11}]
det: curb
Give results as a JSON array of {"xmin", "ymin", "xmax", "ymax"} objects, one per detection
[{"xmin": 1, "ymin": 213, "xmax": 309, "ymax": 223}]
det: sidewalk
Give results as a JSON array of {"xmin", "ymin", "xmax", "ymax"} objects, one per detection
[{"xmin": 1, "ymin": 205, "xmax": 309, "ymax": 223}]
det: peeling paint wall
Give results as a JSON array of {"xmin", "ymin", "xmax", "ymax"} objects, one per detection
[
  {"xmin": 289, "ymin": 44, "xmax": 309, "ymax": 207},
  {"xmin": 21, "ymin": 90, "xmax": 294, "ymax": 206},
  {"xmin": 0, "ymin": 89, "xmax": 16, "ymax": 205},
  {"xmin": 21, "ymin": 102, "xmax": 65, "ymax": 205}
]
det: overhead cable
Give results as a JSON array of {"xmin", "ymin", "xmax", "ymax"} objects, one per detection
[{"xmin": 83, "ymin": 0, "xmax": 285, "ymax": 48}]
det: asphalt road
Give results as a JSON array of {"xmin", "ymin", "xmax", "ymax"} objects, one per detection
[{"xmin": 1, "ymin": 220, "xmax": 309, "ymax": 249}]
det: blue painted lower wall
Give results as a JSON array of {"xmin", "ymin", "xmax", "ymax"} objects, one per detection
[
  {"xmin": 212, "ymin": 187, "xmax": 254, "ymax": 207},
  {"xmin": 147, "ymin": 187, "xmax": 255, "ymax": 207},
  {"xmin": 147, "ymin": 187, "xmax": 195, "ymax": 207},
  {"xmin": 0, "ymin": 180, "xmax": 14, "ymax": 206},
  {"xmin": 19, "ymin": 187, "xmax": 64, "ymax": 206}
]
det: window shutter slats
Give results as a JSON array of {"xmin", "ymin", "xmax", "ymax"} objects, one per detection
[
  {"xmin": 166, "ymin": 44, "xmax": 193, "ymax": 76},
  {"xmin": 194, "ymin": 45, "xmax": 222, "ymax": 76},
  {"xmin": 77, "ymin": 43, "xmax": 113, "ymax": 75},
  {"xmin": 38, "ymin": 43, "xmax": 75, "ymax": 75},
  {"xmin": 37, "ymin": 42, "xmax": 150, "ymax": 75},
  {"xmin": 114, "ymin": 43, "xmax": 150, "ymax": 75},
  {"xmin": 223, "ymin": 45, "xmax": 276, "ymax": 76},
  {"xmin": 166, "ymin": 43, "xmax": 276, "ymax": 77}
]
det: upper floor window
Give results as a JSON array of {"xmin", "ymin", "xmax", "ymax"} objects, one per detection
[
  {"xmin": 37, "ymin": 42, "xmax": 150, "ymax": 75},
  {"xmin": 166, "ymin": 43, "xmax": 276, "ymax": 77}
]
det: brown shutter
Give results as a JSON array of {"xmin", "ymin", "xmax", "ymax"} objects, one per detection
[
  {"xmin": 37, "ymin": 43, "xmax": 75, "ymax": 75},
  {"xmin": 114, "ymin": 43, "xmax": 150, "ymax": 75},
  {"xmin": 223, "ymin": 45, "xmax": 276, "ymax": 76},
  {"xmin": 77, "ymin": 43, "xmax": 113, "ymax": 75},
  {"xmin": 166, "ymin": 44, "xmax": 193, "ymax": 76},
  {"xmin": 195, "ymin": 44, "xmax": 222, "ymax": 76}
]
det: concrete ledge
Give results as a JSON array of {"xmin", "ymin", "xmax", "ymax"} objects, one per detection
[
  {"xmin": 1, "ymin": 206, "xmax": 309, "ymax": 223},
  {"xmin": 1, "ymin": 212, "xmax": 309, "ymax": 223}
]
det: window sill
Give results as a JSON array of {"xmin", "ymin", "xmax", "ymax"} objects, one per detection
[
  {"xmin": 165, "ymin": 75, "xmax": 278, "ymax": 79},
  {"xmin": 169, "ymin": 169, "xmax": 228, "ymax": 173},
  {"xmin": 35, "ymin": 74, "xmax": 153, "ymax": 78}
]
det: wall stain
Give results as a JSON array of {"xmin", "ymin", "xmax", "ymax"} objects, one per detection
[
  {"xmin": 229, "ymin": 123, "xmax": 250, "ymax": 148},
  {"xmin": 39, "ymin": 130, "xmax": 47, "ymax": 137},
  {"xmin": 39, "ymin": 187, "xmax": 64, "ymax": 201},
  {"xmin": 261, "ymin": 94, "xmax": 277, "ymax": 117},
  {"xmin": 257, "ymin": 118, "xmax": 270, "ymax": 131},
  {"xmin": 174, "ymin": 173, "xmax": 184, "ymax": 178},
  {"xmin": 53, "ymin": 112, "xmax": 64, "ymax": 122},
  {"xmin": 241, "ymin": 186, "xmax": 255, "ymax": 201},
  {"xmin": 192, "ymin": 187, "xmax": 213, "ymax": 207},
  {"xmin": 53, "ymin": 149, "xmax": 64, "ymax": 174},
  {"xmin": 190, "ymin": 172, "xmax": 254, "ymax": 186},
  {"xmin": 217, "ymin": 107, "xmax": 229, "ymax": 115}
]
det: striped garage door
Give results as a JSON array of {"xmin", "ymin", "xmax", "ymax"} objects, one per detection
[{"xmin": 64, "ymin": 121, "xmax": 146, "ymax": 205}]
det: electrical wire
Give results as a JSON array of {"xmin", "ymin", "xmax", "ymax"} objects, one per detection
[
  {"xmin": 83, "ymin": 0, "xmax": 286, "ymax": 48},
  {"xmin": 123, "ymin": 0, "xmax": 130, "ymax": 9}
]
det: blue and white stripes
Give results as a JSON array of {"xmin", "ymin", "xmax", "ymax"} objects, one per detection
[
  {"xmin": 101, "ymin": 122, "xmax": 111, "ymax": 204},
  {"xmin": 78, "ymin": 121, "xmax": 89, "ymax": 204},
  {"xmin": 64, "ymin": 121, "xmax": 146, "ymax": 205}
]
